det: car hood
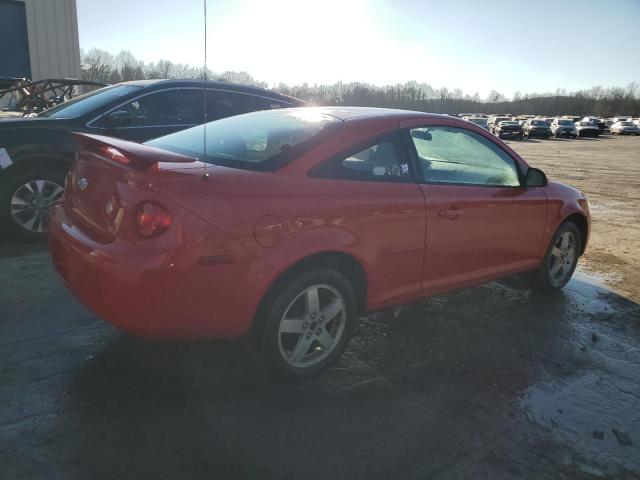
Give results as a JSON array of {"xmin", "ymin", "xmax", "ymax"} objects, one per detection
[{"xmin": 547, "ymin": 180, "xmax": 586, "ymax": 201}]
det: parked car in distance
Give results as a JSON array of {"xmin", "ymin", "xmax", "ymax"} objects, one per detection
[
  {"xmin": 0, "ymin": 79, "xmax": 303, "ymax": 240},
  {"xmin": 601, "ymin": 119, "xmax": 614, "ymax": 134},
  {"xmin": 610, "ymin": 121, "xmax": 640, "ymax": 135},
  {"xmin": 582, "ymin": 116, "xmax": 605, "ymax": 134},
  {"xmin": 488, "ymin": 115, "xmax": 513, "ymax": 134},
  {"xmin": 465, "ymin": 116, "xmax": 489, "ymax": 130},
  {"xmin": 49, "ymin": 107, "xmax": 590, "ymax": 378},
  {"xmin": 551, "ymin": 118, "xmax": 578, "ymax": 138},
  {"xmin": 612, "ymin": 116, "xmax": 631, "ymax": 124},
  {"xmin": 494, "ymin": 120, "xmax": 524, "ymax": 139},
  {"xmin": 523, "ymin": 119, "xmax": 551, "ymax": 139},
  {"xmin": 574, "ymin": 120, "xmax": 600, "ymax": 138}
]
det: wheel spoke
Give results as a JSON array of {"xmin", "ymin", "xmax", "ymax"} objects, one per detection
[
  {"xmin": 10, "ymin": 196, "xmax": 31, "ymax": 207},
  {"xmin": 291, "ymin": 336, "xmax": 313, "ymax": 363},
  {"xmin": 306, "ymin": 287, "xmax": 320, "ymax": 314},
  {"xmin": 316, "ymin": 329, "xmax": 335, "ymax": 350},
  {"xmin": 21, "ymin": 213, "xmax": 37, "ymax": 231},
  {"xmin": 46, "ymin": 185, "xmax": 64, "ymax": 201},
  {"xmin": 550, "ymin": 259, "xmax": 562, "ymax": 277},
  {"xmin": 321, "ymin": 299, "xmax": 343, "ymax": 322},
  {"xmin": 559, "ymin": 232, "xmax": 569, "ymax": 250},
  {"xmin": 280, "ymin": 317, "xmax": 305, "ymax": 334},
  {"xmin": 33, "ymin": 180, "xmax": 45, "ymax": 195}
]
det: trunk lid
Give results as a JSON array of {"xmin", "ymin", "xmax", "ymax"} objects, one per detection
[{"xmin": 65, "ymin": 134, "xmax": 197, "ymax": 242}]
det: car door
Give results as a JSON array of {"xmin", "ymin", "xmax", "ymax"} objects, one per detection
[
  {"xmin": 309, "ymin": 133, "xmax": 426, "ymax": 307},
  {"xmin": 401, "ymin": 120, "xmax": 547, "ymax": 295},
  {"xmin": 93, "ymin": 89, "xmax": 204, "ymax": 142}
]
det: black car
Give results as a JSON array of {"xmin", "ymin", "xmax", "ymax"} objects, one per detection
[
  {"xmin": 0, "ymin": 79, "xmax": 304, "ymax": 240},
  {"xmin": 493, "ymin": 120, "xmax": 523, "ymax": 140},
  {"xmin": 523, "ymin": 119, "xmax": 551, "ymax": 139}
]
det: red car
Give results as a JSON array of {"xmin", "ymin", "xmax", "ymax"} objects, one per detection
[{"xmin": 49, "ymin": 107, "xmax": 590, "ymax": 378}]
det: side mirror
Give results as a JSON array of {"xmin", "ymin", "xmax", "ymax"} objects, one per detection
[
  {"xmin": 525, "ymin": 167, "xmax": 547, "ymax": 187},
  {"xmin": 104, "ymin": 110, "xmax": 133, "ymax": 128}
]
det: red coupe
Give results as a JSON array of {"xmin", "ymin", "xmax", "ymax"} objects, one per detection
[{"xmin": 49, "ymin": 107, "xmax": 590, "ymax": 378}]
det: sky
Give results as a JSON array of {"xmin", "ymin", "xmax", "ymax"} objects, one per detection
[{"xmin": 76, "ymin": 0, "xmax": 640, "ymax": 98}]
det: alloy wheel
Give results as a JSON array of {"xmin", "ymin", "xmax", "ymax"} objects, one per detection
[
  {"xmin": 277, "ymin": 284, "xmax": 346, "ymax": 368},
  {"xmin": 10, "ymin": 180, "xmax": 64, "ymax": 233},
  {"xmin": 549, "ymin": 231, "xmax": 577, "ymax": 286}
]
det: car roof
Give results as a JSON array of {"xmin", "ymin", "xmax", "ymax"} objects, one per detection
[
  {"xmin": 118, "ymin": 79, "xmax": 303, "ymax": 103},
  {"xmin": 309, "ymin": 106, "xmax": 448, "ymax": 121}
]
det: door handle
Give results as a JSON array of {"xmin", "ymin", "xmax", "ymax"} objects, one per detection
[{"xmin": 439, "ymin": 209, "xmax": 464, "ymax": 219}]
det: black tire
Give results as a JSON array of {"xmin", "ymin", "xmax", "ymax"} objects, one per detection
[
  {"xmin": 254, "ymin": 269, "xmax": 357, "ymax": 379},
  {"xmin": 0, "ymin": 165, "xmax": 66, "ymax": 241},
  {"xmin": 533, "ymin": 222, "xmax": 582, "ymax": 291}
]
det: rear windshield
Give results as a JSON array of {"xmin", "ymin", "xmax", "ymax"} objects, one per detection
[
  {"xmin": 39, "ymin": 85, "xmax": 141, "ymax": 118},
  {"xmin": 620, "ymin": 122, "xmax": 633, "ymax": 126},
  {"xmin": 469, "ymin": 118, "xmax": 487, "ymax": 126},
  {"xmin": 532, "ymin": 120, "xmax": 547, "ymax": 126},
  {"xmin": 557, "ymin": 119, "xmax": 573, "ymax": 125},
  {"xmin": 146, "ymin": 109, "xmax": 343, "ymax": 171}
]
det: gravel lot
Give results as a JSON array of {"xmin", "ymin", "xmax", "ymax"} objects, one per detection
[
  {"xmin": 506, "ymin": 135, "xmax": 640, "ymax": 302},
  {"xmin": 1, "ymin": 135, "xmax": 639, "ymax": 479}
]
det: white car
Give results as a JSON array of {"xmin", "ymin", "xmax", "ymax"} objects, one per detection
[{"xmin": 611, "ymin": 121, "xmax": 640, "ymax": 135}]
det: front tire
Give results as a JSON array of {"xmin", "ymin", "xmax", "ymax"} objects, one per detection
[
  {"xmin": 0, "ymin": 166, "xmax": 65, "ymax": 241},
  {"xmin": 533, "ymin": 222, "xmax": 581, "ymax": 291},
  {"xmin": 255, "ymin": 269, "xmax": 356, "ymax": 379}
]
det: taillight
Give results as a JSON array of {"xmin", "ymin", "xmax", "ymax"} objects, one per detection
[{"xmin": 135, "ymin": 202, "xmax": 171, "ymax": 238}]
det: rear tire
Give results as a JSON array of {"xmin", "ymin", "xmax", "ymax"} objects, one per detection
[
  {"xmin": 254, "ymin": 269, "xmax": 356, "ymax": 379},
  {"xmin": 0, "ymin": 166, "xmax": 66, "ymax": 241},
  {"xmin": 533, "ymin": 222, "xmax": 582, "ymax": 291}
]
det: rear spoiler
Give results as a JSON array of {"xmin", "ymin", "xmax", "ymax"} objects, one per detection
[{"xmin": 73, "ymin": 133, "xmax": 197, "ymax": 170}]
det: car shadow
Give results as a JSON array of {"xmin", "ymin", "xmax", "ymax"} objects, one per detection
[{"xmin": 59, "ymin": 276, "xmax": 640, "ymax": 479}]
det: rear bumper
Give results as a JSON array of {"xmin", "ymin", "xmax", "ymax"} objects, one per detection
[
  {"xmin": 577, "ymin": 129, "xmax": 599, "ymax": 137},
  {"xmin": 553, "ymin": 129, "xmax": 577, "ymax": 137},
  {"xmin": 527, "ymin": 130, "xmax": 551, "ymax": 138},
  {"xmin": 498, "ymin": 130, "xmax": 522, "ymax": 138},
  {"xmin": 48, "ymin": 204, "xmax": 273, "ymax": 339}
]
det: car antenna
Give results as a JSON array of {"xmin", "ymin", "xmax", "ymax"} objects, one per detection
[{"xmin": 201, "ymin": 0, "xmax": 209, "ymax": 181}]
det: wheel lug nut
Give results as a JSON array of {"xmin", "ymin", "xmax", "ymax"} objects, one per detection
[
  {"xmin": 310, "ymin": 313, "xmax": 316, "ymax": 319},
  {"xmin": 306, "ymin": 332, "xmax": 312, "ymax": 339},
  {"xmin": 303, "ymin": 322, "xmax": 308, "ymax": 329},
  {"xmin": 315, "ymin": 329, "xmax": 321, "ymax": 335}
]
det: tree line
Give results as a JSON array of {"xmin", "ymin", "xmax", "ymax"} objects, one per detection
[{"xmin": 81, "ymin": 48, "xmax": 640, "ymax": 117}]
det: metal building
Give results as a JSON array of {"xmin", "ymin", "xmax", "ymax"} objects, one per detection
[{"xmin": 0, "ymin": 0, "xmax": 81, "ymax": 80}]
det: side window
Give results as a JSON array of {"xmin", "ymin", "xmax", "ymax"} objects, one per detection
[
  {"xmin": 409, "ymin": 126, "xmax": 520, "ymax": 187},
  {"xmin": 312, "ymin": 138, "xmax": 411, "ymax": 182},
  {"xmin": 97, "ymin": 90, "xmax": 203, "ymax": 127},
  {"xmin": 206, "ymin": 91, "xmax": 259, "ymax": 121}
]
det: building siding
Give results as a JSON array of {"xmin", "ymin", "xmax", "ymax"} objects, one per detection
[{"xmin": 19, "ymin": 0, "xmax": 81, "ymax": 80}]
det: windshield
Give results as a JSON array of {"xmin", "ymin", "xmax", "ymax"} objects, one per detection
[
  {"xmin": 469, "ymin": 118, "xmax": 487, "ymax": 126},
  {"xmin": 39, "ymin": 85, "xmax": 141, "ymax": 118},
  {"xmin": 558, "ymin": 119, "xmax": 573, "ymax": 125},
  {"xmin": 620, "ymin": 122, "xmax": 633, "ymax": 126},
  {"xmin": 146, "ymin": 108, "xmax": 343, "ymax": 171},
  {"xmin": 499, "ymin": 121, "xmax": 518, "ymax": 126},
  {"xmin": 532, "ymin": 120, "xmax": 547, "ymax": 126}
]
